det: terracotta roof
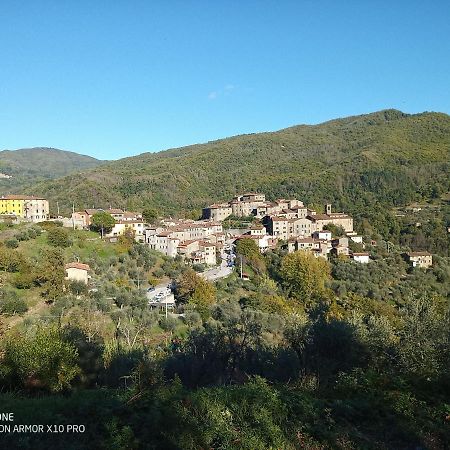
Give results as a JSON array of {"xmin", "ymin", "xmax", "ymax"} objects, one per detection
[
  {"xmin": 271, "ymin": 217, "xmax": 287, "ymax": 222},
  {"xmin": 65, "ymin": 262, "xmax": 90, "ymax": 271}
]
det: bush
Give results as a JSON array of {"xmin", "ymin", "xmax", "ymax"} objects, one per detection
[
  {"xmin": 192, "ymin": 263, "xmax": 206, "ymax": 273},
  {"xmin": 5, "ymin": 239, "xmax": 19, "ymax": 248},
  {"xmin": 0, "ymin": 290, "xmax": 28, "ymax": 315},
  {"xmin": 159, "ymin": 315, "xmax": 179, "ymax": 332},
  {"xmin": 47, "ymin": 227, "xmax": 71, "ymax": 248},
  {"xmin": 0, "ymin": 326, "xmax": 80, "ymax": 392},
  {"xmin": 14, "ymin": 231, "xmax": 30, "ymax": 242}
]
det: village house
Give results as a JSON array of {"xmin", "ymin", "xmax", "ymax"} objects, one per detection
[
  {"xmin": 178, "ymin": 240, "xmax": 217, "ymax": 266},
  {"xmin": 306, "ymin": 204, "xmax": 354, "ymax": 233},
  {"xmin": 203, "ymin": 193, "xmax": 310, "ymax": 222},
  {"xmin": 286, "ymin": 236, "xmax": 331, "ymax": 259},
  {"xmin": 145, "ymin": 219, "xmax": 225, "ymax": 263},
  {"xmin": 351, "ymin": 252, "xmax": 370, "ymax": 263},
  {"xmin": 404, "ymin": 252, "xmax": 433, "ymax": 268},
  {"xmin": 71, "ymin": 208, "xmax": 141, "ymax": 228},
  {"xmin": 65, "ymin": 262, "xmax": 90, "ymax": 284},
  {"xmin": 106, "ymin": 219, "xmax": 145, "ymax": 242},
  {"xmin": 0, "ymin": 195, "xmax": 49, "ymax": 222}
]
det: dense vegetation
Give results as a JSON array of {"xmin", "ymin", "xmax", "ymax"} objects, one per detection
[
  {"xmin": 23, "ymin": 110, "xmax": 450, "ymax": 221},
  {"xmin": 0, "ymin": 223, "xmax": 449, "ymax": 449},
  {"xmin": 0, "ymin": 147, "xmax": 104, "ymax": 191},
  {"xmin": 1, "ymin": 110, "xmax": 449, "ymax": 448}
]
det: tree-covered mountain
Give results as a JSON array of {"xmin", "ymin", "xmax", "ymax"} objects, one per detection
[
  {"xmin": 0, "ymin": 147, "xmax": 105, "ymax": 191},
  {"xmin": 25, "ymin": 110, "xmax": 450, "ymax": 222}
]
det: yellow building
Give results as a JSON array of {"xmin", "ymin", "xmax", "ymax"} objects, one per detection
[
  {"xmin": 0, "ymin": 196, "xmax": 25, "ymax": 216},
  {"xmin": 0, "ymin": 195, "xmax": 49, "ymax": 222}
]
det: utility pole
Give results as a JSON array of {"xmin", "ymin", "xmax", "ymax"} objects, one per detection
[
  {"xmin": 72, "ymin": 203, "xmax": 75, "ymax": 230},
  {"xmin": 57, "ymin": 201, "xmax": 60, "ymax": 217},
  {"xmin": 240, "ymin": 255, "xmax": 243, "ymax": 279}
]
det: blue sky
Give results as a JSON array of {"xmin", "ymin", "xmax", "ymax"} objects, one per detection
[{"xmin": 1, "ymin": 1, "xmax": 449, "ymax": 160}]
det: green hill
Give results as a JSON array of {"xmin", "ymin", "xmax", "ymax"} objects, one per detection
[
  {"xmin": 0, "ymin": 147, "xmax": 105, "ymax": 191},
  {"xmin": 24, "ymin": 110, "xmax": 450, "ymax": 220}
]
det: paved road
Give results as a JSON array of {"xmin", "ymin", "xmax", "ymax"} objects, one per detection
[
  {"xmin": 200, "ymin": 259, "xmax": 233, "ymax": 281},
  {"xmin": 200, "ymin": 241, "xmax": 235, "ymax": 281}
]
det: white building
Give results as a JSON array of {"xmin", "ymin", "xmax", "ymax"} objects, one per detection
[
  {"xmin": 65, "ymin": 262, "xmax": 90, "ymax": 284},
  {"xmin": 351, "ymin": 253, "xmax": 370, "ymax": 264}
]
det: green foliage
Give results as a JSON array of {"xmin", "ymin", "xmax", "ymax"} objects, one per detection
[
  {"xmin": 0, "ymin": 326, "xmax": 80, "ymax": 392},
  {"xmin": 90, "ymin": 211, "xmax": 116, "ymax": 233},
  {"xmin": 176, "ymin": 269, "xmax": 216, "ymax": 319},
  {"xmin": 280, "ymin": 251, "xmax": 331, "ymax": 304},
  {"xmin": 5, "ymin": 238, "xmax": 18, "ymax": 248},
  {"xmin": 0, "ymin": 147, "xmax": 104, "ymax": 195},
  {"xmin": 0, "ymin": 289, "xmax": 28, "ymax": 315},
  {"xmin": 142, "ymin": 207, "xmax": 158, "ymax": 224},
  {"xmin": 23, "ymin": 111, "xmax": 450, "ymax": 234},
  {"xmin": 47, "ymin": 226, "xmax": 71, "ymax": 247},
  {"xmin": 0, "ymin": 247, "xmax": 25, "ymax": 272},
  {"xmin": 33, "ymin": 248, "xmax": 66, "ymax": 301}
]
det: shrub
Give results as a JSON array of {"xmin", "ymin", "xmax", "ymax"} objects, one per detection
[
  {"xmin": 5, "ymin": 239, "xmax": 19, "ymax": 248},
  {"xmin": 159, "ymin": 315, "xmax": 179, "ymax": 332},
  {"xmin": 0, "ymin": 290, "xmax": 28, "ymax": 315},
  {"xmin": 47, "ymin": 227, "xmax": 71, "ymax": 248}
]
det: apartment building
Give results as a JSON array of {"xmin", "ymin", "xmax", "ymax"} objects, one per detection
[{"xmin": 0, "ymin": 195, "xmax": 49, "ymax": 222}]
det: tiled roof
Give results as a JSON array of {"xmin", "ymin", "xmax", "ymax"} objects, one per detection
[
  {"xmin": 65, "ymin": 262, "xmax": 90, "ymax": 271},
  {"xmin": 407, "ymin": 252, "xmax": 432, "ymax": 257}
]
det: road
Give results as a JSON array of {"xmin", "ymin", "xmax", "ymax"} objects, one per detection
[
  {"xmin": 200, "ymin": 241, "xmax": 235, "ymax": 281},
  {"xmin": 200, "ymin": 258, "xmax": 233, "ymax": 281}
]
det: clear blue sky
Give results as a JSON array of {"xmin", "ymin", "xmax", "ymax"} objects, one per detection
[{"xmin": 1, "ymin": 1, "xmax": 449, "ymax": 160}]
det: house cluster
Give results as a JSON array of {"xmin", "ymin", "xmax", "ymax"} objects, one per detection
[
  {"xmin": 403, "ymin": 251, "xmax": 433, "ymax": 268},
  {"xmin": 204, "ymin": 192, "xmax": 368, "ymax": 262},
  {"xmin": 71, "ymin": 208, "xmax": 145, "ymax": 242},
  {"xmin": 0, "ymin": 195, "xmax": 49, "ymax": 222},
  {"xmin": 144, "ymin": 218, "xmax": 225, "ymax": 266}
]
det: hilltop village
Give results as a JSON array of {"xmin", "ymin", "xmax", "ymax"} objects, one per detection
[{"xmin": 0, "ymin": 192, "xmax": 433, "ymax": 269}]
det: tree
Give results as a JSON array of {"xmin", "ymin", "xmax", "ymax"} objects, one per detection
[
  {"xmin": 47, "ymin": 226, "xmax": 71, "ymax": 247},
  {"xmin": 280, "ymin": 251, "xmax": 331, "ymax": 304},
  {"xmin": 90, "ymin": 212, "xmax": 116, "ymax": 237},
  {"xmin": 176, "ymin": 269, "xmax": 216, "ymax": 319},
  {"xmin": 142, "ymin": 208, "xmax": 158, "ymax": 225},
  {"xmin": 33, "ymin": 248, "xmax": 66, "ymax": 301},
  {"xmin": 235, "ymin": 238, "xmax": 260, "ymax": 260},
  {"xmin": 235, "ymin": 238, "xmax": 266, "ymax": 275},
  {"xmin": 0, "ymin": 247, "xmax": 25, "ymax": 272},
  {"xmin": 0, "ymin": 326, "xmax": 80, "ymax": 392},
  {"xmin": 323, "ymin": 223, "xmax": 345, "ymax": 237}
]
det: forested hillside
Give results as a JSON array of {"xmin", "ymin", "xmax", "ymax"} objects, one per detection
[
  {"xmin": 0, "ymin": 147, "xmax": 105, "ymax": 191},
  {"xmin": 26, "ymin": 110, "xmax": 450, "ymax": 222}
]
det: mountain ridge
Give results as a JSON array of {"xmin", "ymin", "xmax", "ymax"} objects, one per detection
[
  {"xmin": 13, "ymin": 109, "xmax": 450, "ymax": 224},
  {"xmin": 0, "ymin": 147, "xmax": 105, "ymax": 192}
]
